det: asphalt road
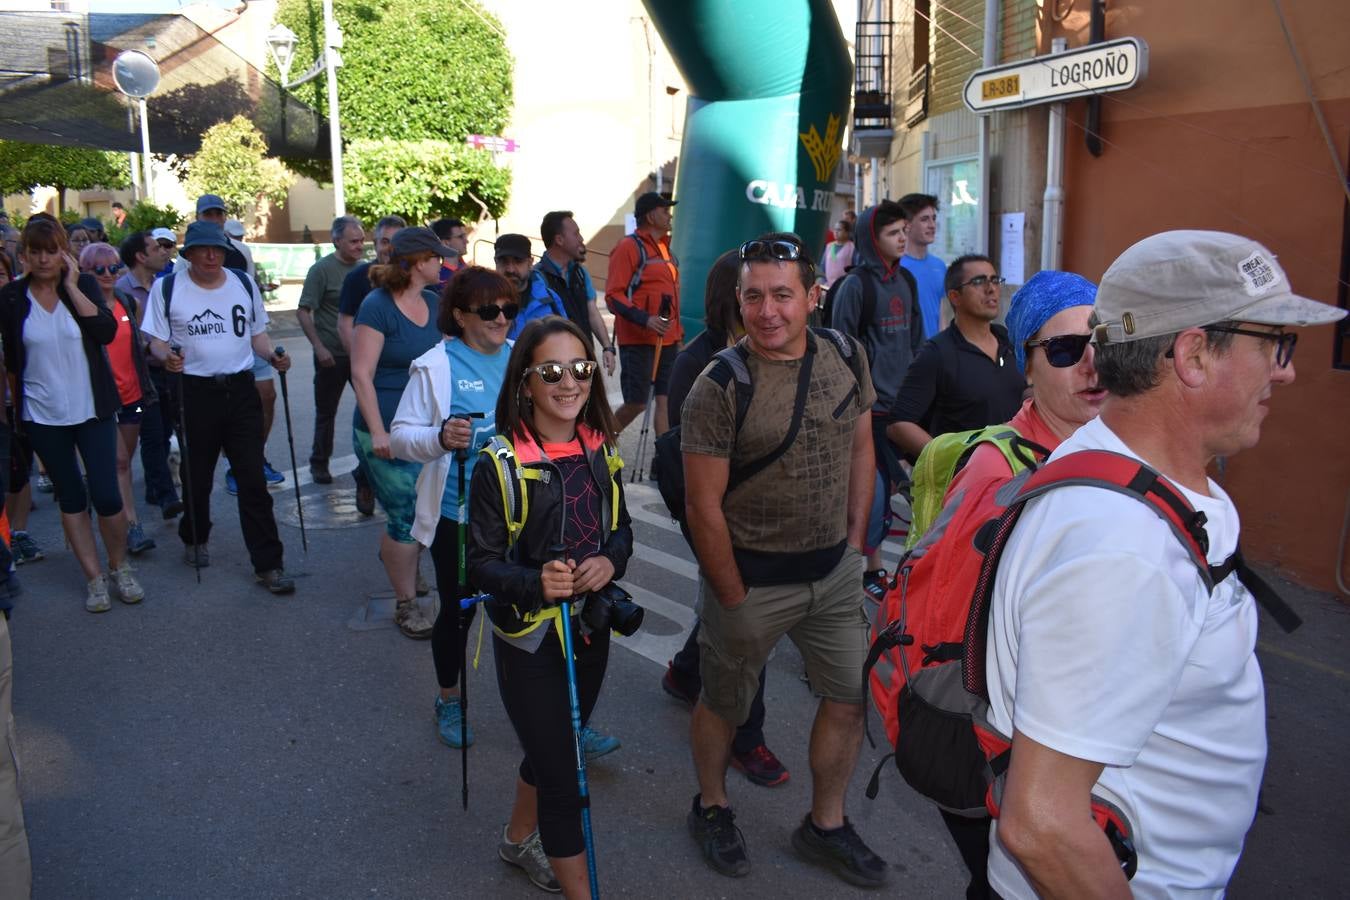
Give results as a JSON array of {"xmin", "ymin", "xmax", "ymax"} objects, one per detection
[{"xmin": 9, "ymin": 316, "xmax": 1349, "ymax": 898}]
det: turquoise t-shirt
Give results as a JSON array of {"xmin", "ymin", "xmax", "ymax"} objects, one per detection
[
  {"xmin": 439, "ymin": 338, "xmax": 510, "ymax": 521},
  {"xmin": 352, "ymin": 287, "xmax": 441, "ymax": 432},
  {"xmin": 901, "ymin": 253, "xmax": 948, "ymax": 340}
]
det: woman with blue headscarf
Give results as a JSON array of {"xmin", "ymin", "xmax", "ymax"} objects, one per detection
[{"xmin": 948, "ymin": 270, "xmax": 1104, "ymax": 496}]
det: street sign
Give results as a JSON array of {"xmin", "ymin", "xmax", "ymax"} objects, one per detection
[
  {"xmin": 467, "ymin": 135, "xmax": 519, "ymax": 153},
  {"xmin": 963, "ymin": 37, "xmax": 1148, "ymax": 114}
]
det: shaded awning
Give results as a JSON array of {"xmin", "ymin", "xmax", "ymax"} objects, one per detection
[{"xmin": 0, "ymin": 9, "xmax": 326, "ymax": 158}]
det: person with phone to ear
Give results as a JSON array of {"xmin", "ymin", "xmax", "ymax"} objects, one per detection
[
  {"xmin": 141, "ymin": 221, "xmax": 295, "ymax": 595},
  {"xmin": 0, "ymin": 215, "xmax": 142, "ymax": 613}
]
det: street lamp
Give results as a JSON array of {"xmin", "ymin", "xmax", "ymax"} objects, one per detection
[{"xmin": 267, "ymin": 12, "xmax": 345, "ymax": 218}]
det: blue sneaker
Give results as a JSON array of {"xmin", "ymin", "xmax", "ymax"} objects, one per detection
[
  {"xmin": 435, "ymin": 695, "xmax": 474, "ymax": 748},
  {"xmin": 581, "ymin": 725, "xmax": 620, "ymax": 761},
  {"xmin": 263, "ymin": 460, "xmax": 286, "ymax": 485},
  {"xmin": 225, "ymin": 470, "xmax": 239, "ymax": 495}
]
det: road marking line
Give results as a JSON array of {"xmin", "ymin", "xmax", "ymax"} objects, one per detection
[
  {"xmin": 1257, "ymin": 641, "xmax": 1350, "ymax": 681},
  {"xmin": 632, "ymin": 542, "xmax": 700, "ymax": 581}
]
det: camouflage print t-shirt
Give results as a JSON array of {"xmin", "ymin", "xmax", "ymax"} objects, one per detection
[{"xmin": 680, "ymin": 332, "xmax": 875, "ymax": 559}]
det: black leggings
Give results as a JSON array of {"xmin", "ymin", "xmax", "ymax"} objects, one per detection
[
  {"xmin": 24, "ymin": 417, "xmax": 122, "ymax": 516},
  {"xmin": 430, "ymin": 516, "xmax": 477, "ymax": 689},
  {"xmin": 494, "ymin": 624, "xmax": 609, "ymax": 858}
]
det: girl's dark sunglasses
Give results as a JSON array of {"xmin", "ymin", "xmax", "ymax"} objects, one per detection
[
  {"xmin": 525, "ymin": 360, "xmax": 597, "ymax": 384},
  {"xmin": 1025, "ymin": 333, "xmax": 1091, "ymax": 368},
  {"xmin": 471, "ymin": 302, "xmax": 519, "ymax": 321},
  {"xmin": 88, "ymin": 263, "xmax": 124, "ymax": 276}
]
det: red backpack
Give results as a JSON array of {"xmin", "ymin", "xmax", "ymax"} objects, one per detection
[{"xmin": 863, "ymin": 449, "xmax": 1302, "ymax": 876}]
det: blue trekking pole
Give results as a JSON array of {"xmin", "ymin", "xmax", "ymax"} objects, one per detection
[
  {"xmin": 550, "ymin": 543, "xmax": 600, "ymax": 898},
  {"xmin": 454, "ymin": 412, "xmax": 484, "ymax": 812}
]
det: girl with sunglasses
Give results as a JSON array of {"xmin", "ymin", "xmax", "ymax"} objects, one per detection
[
  {"xmin": 390, "ymin": 266, "xmax": 518, "ymax": 747},
  {"xmin": 948, "ymin": 271, "xmax": 1104, "ymax": 497},
  {"xmin": 81, "ymin": 242, "xmax": 158, "ymax": 556},
  {"xmin": 351, "ymin": 227, "xmax": 457, "ymax": 639},
  {"xmin": 467, "ymin": 317, "xmax": 630, "ymax": 898},
  {"xmin": 0, "ymin": 217, "xmax": 144, "ymax": 612}
]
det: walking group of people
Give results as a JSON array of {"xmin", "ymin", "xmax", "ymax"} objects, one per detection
[{"xmin": 0, "ymin": 177, "xmax": 1341, "ymax": 900}]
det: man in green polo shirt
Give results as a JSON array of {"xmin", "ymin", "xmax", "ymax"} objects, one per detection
[{"xmin": 297, "ymin": 215, "xmax": 365, "ymax": 484}]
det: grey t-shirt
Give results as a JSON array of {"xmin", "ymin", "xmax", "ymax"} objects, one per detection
[{"xmin": 298, "ymin": 252, "xmax": 360, "ymax": 355}]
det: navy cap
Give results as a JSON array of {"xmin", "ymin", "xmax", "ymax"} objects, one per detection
[
  {"xmin": 196, "ymin": 194, "xmax": 227, "ymax": 215},
  {"xmin": 635, "ymin": 192, "xmax": 676, "ymax": 221},
  {"xmin": 180, "ymin": 221, "xmax": 233, "ymax": 253}
]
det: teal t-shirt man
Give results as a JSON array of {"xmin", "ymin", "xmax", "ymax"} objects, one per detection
[{"xmin": 440, "ymin": 338, "xmax": 508, "ymax": 521}]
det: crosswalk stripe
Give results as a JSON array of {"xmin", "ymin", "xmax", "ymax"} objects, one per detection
[{"xmin": 632, "ymin": 541, "xmax": 700, "ymax": 581}]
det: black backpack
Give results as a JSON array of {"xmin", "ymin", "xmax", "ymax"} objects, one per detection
[
  {"xmin": 651, "ymin": 327, "xmax": 863, "ymax": 524},
  {"xmin": 819, "ymin": 265, "xmax": 919, "ymax": 348}
]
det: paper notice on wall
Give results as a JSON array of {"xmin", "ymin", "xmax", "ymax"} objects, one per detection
[{"xmin": 1000, "ymin": 212, "xmax": 1026, "ymax": 285}]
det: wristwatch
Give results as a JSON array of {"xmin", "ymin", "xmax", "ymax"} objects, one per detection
[{"xmin": 603, "ymin": 346, "xmax": 615, "ymax": 353}]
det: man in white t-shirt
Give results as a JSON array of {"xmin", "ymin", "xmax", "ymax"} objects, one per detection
[
  {"xmin": 985, "ymin": 231, "xmax": 1345, "ymax": 899},
  {"xmin": 142, "ymin": 222, "xmax": 296, "ymax": 595}
]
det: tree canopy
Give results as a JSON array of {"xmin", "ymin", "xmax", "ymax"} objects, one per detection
[
  {"xmin": 0, "ymin": 142, "xmax": 130, "ymax": 213},
  {"xmin": 271, "ymin": 0, "xmax": 514, "ymax": 215},
  {"xmin": 345, "ymin": 139, "xmax": 510, "ymax": 224},
  {"xmin": 184, "ymin": 116, "xmax": 294, "ymax": 229}
]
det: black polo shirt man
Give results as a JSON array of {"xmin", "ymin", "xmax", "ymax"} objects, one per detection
[{"xmin": 886, "ymin": 254, "xmax": 1026, "ymax": 459}]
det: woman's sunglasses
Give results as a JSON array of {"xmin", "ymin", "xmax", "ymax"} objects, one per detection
[
  {"xmin": 525, "ymin": 360, "xmax": 597, "ymax": 384},
  {"xmin": 1024, "ymin": 333, "xmax": 1091, "ymax": 368},
  {"xmin": 471, "ymin": 302, "xmax": 519, "ymax": 321},
  {"xmin": 87, "ymin": 263, "xmax": 124, "ymax": 276}
]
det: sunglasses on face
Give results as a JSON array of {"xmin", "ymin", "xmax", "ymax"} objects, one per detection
[
  {"xmin": 87, "ymin": 263, "xmax": 124, "ymax": 276},
  {"xmin": 739, "ymin": 239, "xmax": 806, "ymax": 263},
  {"xmin": 959, "ymin": 274, "xmax": 1007, "ymax": 289},
  {"xmin": 157, "ymin": 241, "xmax": 175, "ymax": 249},
  {"xmin": 470, "ymin": 302, "xmax": 519, "ymax": 321},
  {"xmin": 525, "ymin": 359, "xmax": 597, "ymax": 384},
  {"xmin": 1025, "ymin": 333, "xmax": 1092, "ymax": 368}
]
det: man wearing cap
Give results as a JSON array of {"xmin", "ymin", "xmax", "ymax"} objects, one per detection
[
  {"xmin": 536, "ymin": 210, "xmax": 615, "ymax": 373},
  {"xmin": 605, "ymin": 191, "xmax": 683, "ymax": 435},
  {"xmin": 151, "ymin": 228, "xmax": 178, "ymax": 276},
  {"xmin": 141, "ymin": 221, "xmax": 296, "ymax": 595},
  {"xmin": 986, "ymin": 231, "xmax": 1346, "ymax": 898},
  {"xmin": 178, "ymin": 195, "xmax": 252, "ymax": 277},
  {"xmin": 297, "ymin": 215, "xmax": 366, "ymax": 485},
  {"xmin": 493, "ymin": 234, "xmax": 564, "ymax": 340},
  {"xmin": 430, "ymin": 217, "xmax": 468, "ymax": 287},
  {"xmin": 115, "ymin": 230, "xmax": 182, "ymax": 519}
]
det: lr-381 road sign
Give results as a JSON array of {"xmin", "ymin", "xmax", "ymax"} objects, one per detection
[{"xmin": 963, "ymin": 37, "xmax": 1148, "ymax": 114}]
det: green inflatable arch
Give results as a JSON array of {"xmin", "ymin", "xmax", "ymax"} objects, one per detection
[{"xmin": 643, "ymin": 0, "xmax": 853, "ymax": 337}]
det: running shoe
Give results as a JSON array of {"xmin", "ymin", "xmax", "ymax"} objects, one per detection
[
  {"xmin": 225, "ymin": 470, "xmax": 239, "ymax": 495},
  {"xmin": 395, "ymin": 597, "xmax": 433, "ymax": 639},
  {"xmin": 687, "ymin": 795, "xmax": 750, "ymax": 877},
  {"xmin": 86, "ymin": 574, "xmax": 111, "ymax": 613},
  {"xmin": 36, "ymin": 474, "xmax": 53, "ymax": 494},
  {"xmin": 263, "ymin": 460, "xmax": 286, "ymax": 485},
  {"xmin": 256, "ymin": 569, "xmax": 296, "ymax": 595},
  {"xmin": 863, "ymin": 569, "xmax": 890, "ymax": 602},
  {"xmin": 498, "ymin": 825, "xmax": 561, "ymax": 893},
  {"xmin": 185, "ymin": 543, "xmax": 210, "ymax": 568},
  {"xmin": 580, "ymin": 725, "xmax": 620, "ymax": 761},
  {"xmin": 309, "ymin": 462, "xmax": 332, "ymax": 485},
  {"xmin": 160, "ymin": 497, "xmax": 184, "ymax": 519},
  {"xmin": 355, "ymin": 481, "xmax": 375, "ymax": 517},
  {"xmin": 435, "ymin": 695, "xmax": 474, "ymax": 748},
  {"xmin": 109, "ymin": 562, "xmax": 145, "ymax": 604},
  {"xmin": 790, "ymin": 815, "xmax": 889, "ymax": 888},
  {"xmin": 10, "ymin": 531, "xmax": 43, "ymax": 565},
  {"xmin": 126, "ymin": 522, "xmax": 156, "ymax": 555},
  {"xmin": 731, "ymin": 743, "xmax": 790, "ymax": 787}
]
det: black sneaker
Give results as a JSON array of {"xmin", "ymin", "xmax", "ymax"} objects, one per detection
[
  {"xmin": 687, "ymin": 795, "xmax": 750, "ymax": 877},
  {"xmin": 310, "ymin": 462, "xmax": 332, "ymax": 485},
  {"xmin": 790, "ymin": 815, "xmax": 888, "ymax": 888}
]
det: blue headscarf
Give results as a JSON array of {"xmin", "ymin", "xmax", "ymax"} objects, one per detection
[{"xmin": 1006, "ymin": 271, "xmax": 1098, "ymax": 374}]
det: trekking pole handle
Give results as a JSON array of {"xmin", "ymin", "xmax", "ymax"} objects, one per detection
[
  {"xmin": 447, "ymin": 411, "xmax": 485, "ymax": 461},
  {"xmin": 658, "ymin": 294, "xmax": 673, "ymax": 320},
  {"xmin": 274, "ymin": 345, "xmax": 286, "ymax": 359}
]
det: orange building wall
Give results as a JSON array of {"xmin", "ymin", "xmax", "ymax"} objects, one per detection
[{"xmin": 1054, "ymin": 2, "xmax": 1350, "ymax": 592}]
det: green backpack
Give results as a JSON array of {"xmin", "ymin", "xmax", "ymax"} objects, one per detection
[{"xmin": 904, "ymin": 426, "xmax": 1050, "ymax": 550}]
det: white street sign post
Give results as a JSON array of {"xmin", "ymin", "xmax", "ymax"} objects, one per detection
[{"xmin": 963, "ymin": 37, "xmax": 1148, "ymax": 114}]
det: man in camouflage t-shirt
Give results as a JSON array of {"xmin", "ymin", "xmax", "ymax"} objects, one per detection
[{"xmin": 679, "ymin": 232, "xmax": 889, "ymax": 887}]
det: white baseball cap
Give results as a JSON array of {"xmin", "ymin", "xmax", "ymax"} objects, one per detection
[
  {"xmin": 150, "ymin": 227, "xmax": 176, "ymax": 244},
  {"xmin": 224, "ymin": 219, "xmax": 245, "ymax": 239},
  {"xmin": 1093, "ymin": 230, "xmax": 1345, "ymax": 344}
]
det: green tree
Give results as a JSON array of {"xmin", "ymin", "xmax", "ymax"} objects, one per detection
[
  {"xmin": 184, "ymin": 116, "xmax": 294, "ymax": 230},
  {"xmin": 271, "ymin": 0, "xmax": 513, "ymax": 205},
  {"xmin": 344, "ymin": 139, "xmax": 510, "ymax": 224},
  {"xmin": 0, "ymin": 141, "xmax": 130, "ymax": 214}
]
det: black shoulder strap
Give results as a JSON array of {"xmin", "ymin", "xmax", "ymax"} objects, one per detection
[
  {"xmin": 857, "ymin": 272, "xmax": 878, "ymax": 334},
  {"xmin": 626, "ymin": 234, "xmax": 648, "ymax": 300},
  {"xmin": 1210, "ymin": 548, "xmax": 1302, "ymax": 633},
  {"xmin": 728, "ymin": 339, "xmax": 815, "ymax": 491},
  {"xmin": 161, "ymin": 272, "xmax": 176, "ymax": 326}
]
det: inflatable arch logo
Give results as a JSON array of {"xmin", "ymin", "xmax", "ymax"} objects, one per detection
[{"xmin": 745, "ymin": 113, "xmax": 844, "ymax": 212}]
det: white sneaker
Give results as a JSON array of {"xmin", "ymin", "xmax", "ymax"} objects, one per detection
[
  {"xmin": 110, "ymin": 562, "xmax": 144, "ymax": 604},
  {"xmin": 498, "ymin": 825, "xmax": 561, "ymax": 892},
  {"xmin": 86, "ymin": 574, "xmax": 111, "ymax": 613}
]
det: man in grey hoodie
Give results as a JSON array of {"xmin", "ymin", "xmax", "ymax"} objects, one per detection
[{"xmin": 829, "ymin": 199, "xmax": 923, "ymax": 595}]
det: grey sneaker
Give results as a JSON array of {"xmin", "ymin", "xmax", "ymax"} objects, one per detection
[
  {"xmin": 11, "ymin": 531, "xmax": 44, "ymax": 565},
  {"xmin": 256, "ymin": 569, "xmax": 295, "ymax": 595},
  {"xmin": 790, "ymin": 815, "xmax": 889, "ymax": 888},
  {"xmin": 185, "ymin": 543, "xmax": 210, "ymax": 568},
  {"xmin": 498, "ymin": 825, "xmax": 561, "ymax": 893},
  {"xmin": 687, "ymin": 795, "xmax": 750, "ymax": 877},
  {"xmin": 126, "ymin": 522, "xmax": 156, "ymax": 555},
  {"xmin": 109, "ymin": 562, "xmax": 144, "ymax": 604},
  {"xmin": 86, "ymin": 574, "xmax": 111, "ymax": 613},
  {"xmin": 395, "ymin": 597, "xmax": 433, "ymax": 638}
]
